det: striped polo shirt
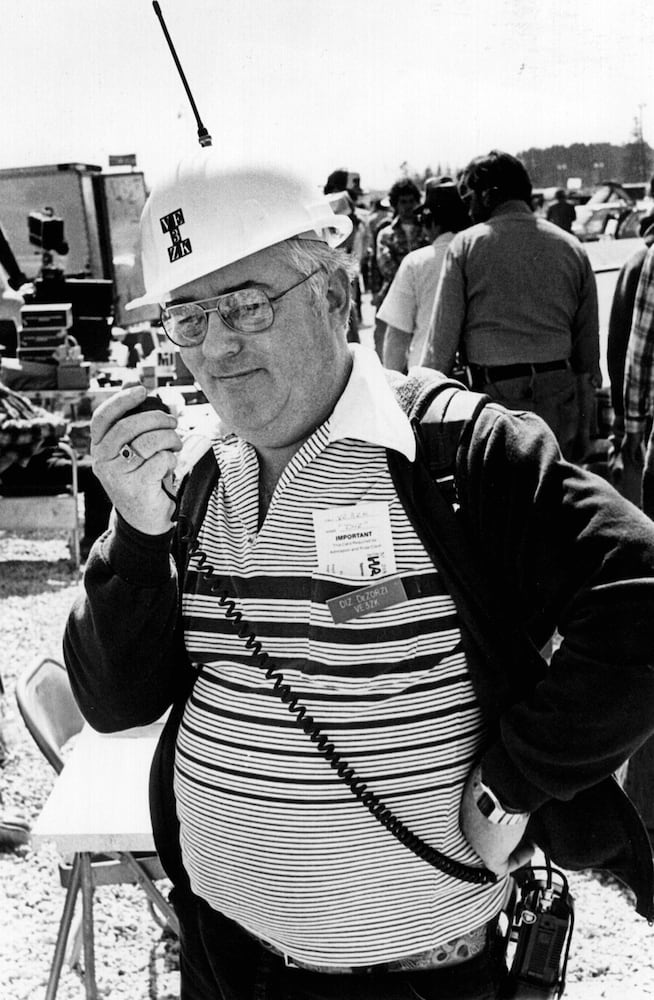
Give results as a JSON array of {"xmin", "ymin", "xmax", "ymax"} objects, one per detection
[{"xmin": 175, "ymin": 346, "xmax": 508, "ymax": 968}]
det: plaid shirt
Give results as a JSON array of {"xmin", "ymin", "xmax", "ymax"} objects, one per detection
[
  {"xmin": 0, "ymin": 384, "xmax": 66, "ymax": 471},
  {"xmin": 376, "ymin": 217, "xmax": 426, "ymax": 284},
  {"xmin": 625, "ymin": 244, "xmax": 654, "ymax": 434}
]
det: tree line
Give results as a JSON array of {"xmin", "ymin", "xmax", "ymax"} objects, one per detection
[
  {"xmin": 402, "ymin": 141, "xmax": 654, "ymax": 195},
  {"xmin": 515, "ymin": 141, "xmax": 653, "ymax": 189}
]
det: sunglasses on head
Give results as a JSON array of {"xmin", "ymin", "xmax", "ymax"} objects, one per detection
[{"xmin": 160, "ymin": 268, "xmax": 320, "ymax": 347}]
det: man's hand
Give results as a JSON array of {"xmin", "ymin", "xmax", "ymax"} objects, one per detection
[
  {"xmin": 90, "ymin": 383, "xmax": 182, "ymax": 534},
  {"xmin": 460, "ymin": 765, "xmax": 534, "ymax": 877}
]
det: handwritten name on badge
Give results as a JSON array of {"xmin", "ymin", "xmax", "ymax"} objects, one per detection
[
  {"xmin": 312, "ymin": 502, "xmax": 396, "ymax": 579},
  {"xmin": 327, "ymin": 575, "xmax": 408, "ymax": 623}
]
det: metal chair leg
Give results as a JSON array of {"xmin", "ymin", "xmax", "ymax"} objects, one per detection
[
  {"xmin": 45, "ymin": 853, "xmax": 82, "ymax": 1000},
  {"xmin": 79, "ymin": 853, "xmax": 97, "ymax": 1000},
  {"xmin": 65, "ymin": 910, "xmax": 83, "ymax": 971},
  {"xmin": 115, "ymin": 851, "xmax": 180, "ymax": 937}
]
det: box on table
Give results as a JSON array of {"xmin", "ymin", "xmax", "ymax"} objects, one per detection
[
  {"xmin": 20, "ymin": 303, "xmax": 73, "ymax": 330},
  {"xmin": 17, "ymin": 346, "xmax": 61, "ymax": 365},
  {"xmin": 18, "ymin": 328, "xmax": 68, "ymax": 350}
]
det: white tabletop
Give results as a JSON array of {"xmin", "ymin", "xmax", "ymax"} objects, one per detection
[{"xmin": 32, "ymin": 720, "xmax": 166, "ymax": 854}]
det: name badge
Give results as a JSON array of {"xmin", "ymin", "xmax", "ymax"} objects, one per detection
[
  {"xmin": 326, "ymin": 575, "xmax": 408, "ymax": 623},
  {"xmin": 312, "ymin": 502, "xmax": 396, "ymax": 579}
]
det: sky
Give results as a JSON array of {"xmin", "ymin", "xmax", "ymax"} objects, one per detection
[{"xmin": 2, "ymin": 0, "xmax": 654, "ymax": 193}]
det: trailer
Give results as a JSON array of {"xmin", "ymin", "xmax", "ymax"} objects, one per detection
[{"xmin": 0, "ymin": 162, "xmax": 156, "ymax": 333}]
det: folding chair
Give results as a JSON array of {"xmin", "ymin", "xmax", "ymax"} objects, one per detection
[
  {"xmin": 15, "ymin": 657, "xmax": 178, "ymax": 999},
  {"xmin": 0, "ymin": 440, "xmax": 82, "ymax": 570}
]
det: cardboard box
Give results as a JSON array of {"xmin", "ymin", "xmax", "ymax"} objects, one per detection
[{"xmin": 57, "ymin": 363, "xmax": 91, "ymax": 389}]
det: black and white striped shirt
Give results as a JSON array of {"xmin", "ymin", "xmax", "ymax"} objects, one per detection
[{"xmin": 175, "ymin": 346, "xmax": 508, "ymax": 967}]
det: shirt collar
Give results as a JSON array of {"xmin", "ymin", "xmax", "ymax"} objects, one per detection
[
  {"xmin": 432, "ymin": 232, "xmax": 455, "ymax": 247},
  {"xmin": 490, "ymin": 199, "xmax": 532, "ymax": 219},
  {"xmin": 327, "ymin": 344, "xmax": 416, "ymax": 461}
]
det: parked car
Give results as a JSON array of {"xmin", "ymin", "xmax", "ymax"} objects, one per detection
[{"xmin": 572, "ymin": 181, "xmax": 648, "ymax": 241}]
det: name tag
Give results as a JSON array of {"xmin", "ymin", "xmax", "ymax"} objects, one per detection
[
  {"xmin": 327, "ymin": 575, "xmax": 408, "ymax": 623},
  {"xmin": 312, "ymin": 502, "xmax": 396, "ymax": 579}
]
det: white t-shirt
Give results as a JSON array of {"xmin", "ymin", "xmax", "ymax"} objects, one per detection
[{"xmin": 377, "ymin": 233, "xmax": 454, "ymax": 366}]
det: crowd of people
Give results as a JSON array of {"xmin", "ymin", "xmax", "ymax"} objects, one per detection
[
  {"xmin": 328, "ymin": 153, "xmax": 654, "ymax": 487},
  {"xmin": 55, "ymin": 147, "xmax": 654, "ymax": 1000}
]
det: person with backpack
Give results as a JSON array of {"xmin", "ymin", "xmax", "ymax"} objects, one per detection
[{"xmin": 64, "ymin": 152, "xmax": 654, "ymax": 1000}]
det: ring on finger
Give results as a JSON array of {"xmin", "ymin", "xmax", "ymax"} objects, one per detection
[{"xmin": 119, "ymin": 443, "xmax": 140, "ymax": 463}]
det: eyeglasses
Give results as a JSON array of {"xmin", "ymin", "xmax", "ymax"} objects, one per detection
[{"xmin": 160, "ymin": 269, "xmax": 320, "ymax": 347}]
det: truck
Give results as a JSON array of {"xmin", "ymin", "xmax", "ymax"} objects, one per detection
[{"xmin": 0, "ymin": 161, "xmax": 157, "ymax": 364}]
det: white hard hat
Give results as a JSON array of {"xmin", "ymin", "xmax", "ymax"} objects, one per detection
[{"xmin": 127, "ymin": 149, "xmax": 353, "ymax": 309}]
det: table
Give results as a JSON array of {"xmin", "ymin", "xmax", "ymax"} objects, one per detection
[
  {"xmin": 32, "ymin": 718, "xmax": 178, "ymax": 1000},
  {"xmin": 18, "ymin": 387, "xmax": 117, "ymax": 421}
]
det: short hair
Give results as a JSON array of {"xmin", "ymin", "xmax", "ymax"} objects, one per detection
[
  {"xmin": 273, "ymin": 237, "xmax": 356, "ymax": 326},
  {"xmin": 388, "ymin": 177, "xmax": 421, "ymax": 210},
  {"xmin": 422, "ymin": 182, "xmax": 469, "ymax": 233},
  {"xmin": 461, "ymin": 151, "xmax": 532, "ymax": 205},
  {"xmin": 324, "ymin": 169, "xmax": 348, "ymax": 195}
]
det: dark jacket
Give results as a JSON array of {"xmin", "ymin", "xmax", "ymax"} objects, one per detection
[{"xmin": 63, "ymin": 372, "xmax": 654, "ymax": 918}]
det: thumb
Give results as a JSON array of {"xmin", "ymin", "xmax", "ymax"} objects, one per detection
[{"xmin": 507, "ymin": 841, "xmax": 536, "ymax": 874}]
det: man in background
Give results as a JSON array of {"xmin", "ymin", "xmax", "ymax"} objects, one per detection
[
  {"xmin": 421, "ymin": 150, "xmax": 600, "ymax": 460},
  {"xmin": 380, "ymin": 180, "xmax": 469, "ymax": 372},
  {"xmin": 374, "ymin": 177, "xmax": 425, "ymax": 356},
  {"xmin": 546, "ymin": 188, "xmax": 576, "ymax": 233}
]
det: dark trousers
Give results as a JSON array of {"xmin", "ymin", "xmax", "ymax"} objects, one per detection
[
  {"xmin": 171, "ymin": 888, "xmax": 507, "ymax": 1000},
  {"xmin": 469, "ymin": 367, "xmax": 579, "ymax": 461}
]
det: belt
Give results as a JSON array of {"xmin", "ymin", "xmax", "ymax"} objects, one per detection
[
  {"xmin": 255, "ymin": 923, "xmax": 489, "ymax": 974},
  {"xmin": 470, "ymin": 359, "xmax": 570, "ymax": 385}
]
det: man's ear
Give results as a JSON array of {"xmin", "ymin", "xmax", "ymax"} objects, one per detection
[
  {"xmin": 481, "ymin": 186, "xmax": 499, "ymax": 210},
  {"xmin": 325, "ymin": 267, "xmax": 351, "ymax": 329}
]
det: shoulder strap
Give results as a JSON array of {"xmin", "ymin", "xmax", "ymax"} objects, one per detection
[
  {"xmin": 389, "ymin": 365, "xmax": 490, "ymax": 488},
  {"xmin": 172, "ymin": 448, "xmax": 220, "ymax": 566}
]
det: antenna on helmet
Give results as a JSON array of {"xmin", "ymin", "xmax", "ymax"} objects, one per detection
[{"xmin": 152, "ymin": 1, "xmax": 213, "ymax": 148}]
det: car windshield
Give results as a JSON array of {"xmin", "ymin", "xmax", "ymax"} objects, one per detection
[{"xmin": 588, "ymin": 184, "xmax": 633, "ymax": 206}]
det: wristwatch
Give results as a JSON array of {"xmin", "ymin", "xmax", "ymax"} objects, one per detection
[{"xmin": 473, "ymin": 768, "xmax": 530, "ymax": 826}]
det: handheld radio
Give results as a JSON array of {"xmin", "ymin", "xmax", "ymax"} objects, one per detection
[
  {"xmin": 504, "ymin": 862, "xmax": 575, "ymax": 998},
  {"xmin": 152, "ymin": 1, "xmax": 213, "ymax": 148}
]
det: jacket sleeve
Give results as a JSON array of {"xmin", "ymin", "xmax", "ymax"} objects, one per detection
[
  {"xmin": 460, "ymin": 404, "xmax": 654, "ymax": 812},
  {"xmin": 63, "ymin": 513, "xmax": 192, "ymax": 732},
  {"xmin": 570, "ymin": 254, "xmax": 601, "ymax": 384}
]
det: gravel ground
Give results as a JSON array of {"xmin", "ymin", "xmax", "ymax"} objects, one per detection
[{"xmin": 1, "ymin": 530, "xmax": 653, "ymax": 999}]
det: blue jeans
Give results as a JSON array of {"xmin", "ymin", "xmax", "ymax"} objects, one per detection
[{"xmin": 171, "ymin": 888, "xmax": 506, "ymax": 1000}]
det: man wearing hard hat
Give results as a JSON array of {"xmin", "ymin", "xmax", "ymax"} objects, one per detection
[{"xmin": 65, "ymin": 151, "xmax": 654, "ymax": 999}]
